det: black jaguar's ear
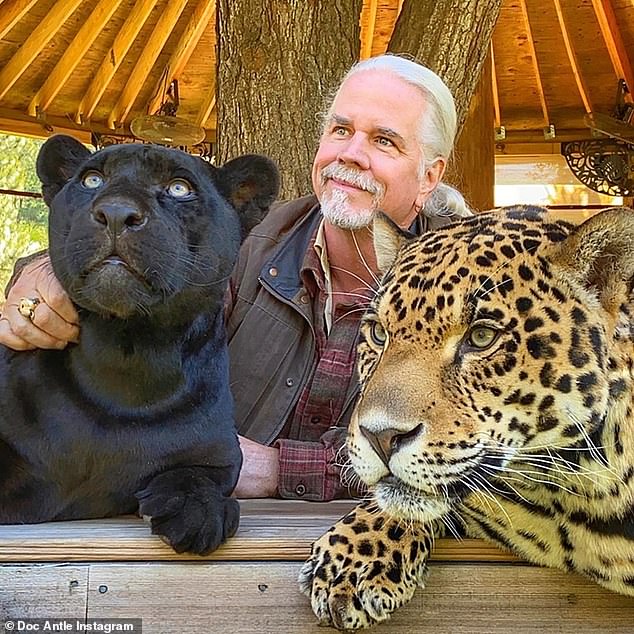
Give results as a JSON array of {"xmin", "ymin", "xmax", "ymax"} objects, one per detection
[
  {"xmin": 214, "ymin": 154, "xmax": 280, "ymax": 237},
  {"xmin": 37, "ymin": 135, "xmax": 92, "ymax": 205}
]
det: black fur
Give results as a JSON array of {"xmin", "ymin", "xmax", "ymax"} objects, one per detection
[{"xmin": 0, "ymin": 135, "xmax": 279, "ymax": 555}]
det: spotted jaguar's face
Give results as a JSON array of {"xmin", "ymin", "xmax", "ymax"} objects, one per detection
[{"xmin": 349, "ymin": 206, "xmax": 634, "ymax": 522}]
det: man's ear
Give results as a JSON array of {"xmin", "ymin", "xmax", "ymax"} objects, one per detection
[
  {"xmin": 214, "ymin": 154, "xmax": 281, "ymax": 238},
  {"xmin": 36, "ymin": 135, "xmax": 92, "ymax": 205},
  {"xmin": 547, "ymin": 207, "xmax": 634, "ymax": 314},
  {"xmin": 372, "ymin": 212, "xmax": 414, "ymax": 272},
  {"xmin": 415, "ymin": 157, "xmax": 445, "ymax": 210}
]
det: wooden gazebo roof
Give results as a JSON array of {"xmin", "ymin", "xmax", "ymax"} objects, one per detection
[{"xmin": 0, "ymin": 0, "xmax": 632, "ymax": 146}]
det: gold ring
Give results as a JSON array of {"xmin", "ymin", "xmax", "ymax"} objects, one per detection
[{"xmin": 18, "ymin": 297, "xmax": 41, "ymax": 321}]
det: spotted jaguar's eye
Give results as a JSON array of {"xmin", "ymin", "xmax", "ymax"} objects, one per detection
[
  {"xmin": 167, "ymin": 179, "xmax": 193, "ymax": 198},
  {"xmin": 468, "ymin": 325, "xmax": 499, "ymax": 349},
  {"xmin": 369, "ymin": 320, "xmax": 387, "ymax": 347},
  {"xmin": 82, "ymin": 171, "xmax": 104, "ymax": 189}
]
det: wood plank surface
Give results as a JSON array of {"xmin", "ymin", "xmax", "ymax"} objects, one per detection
[
  {"xmin": 1, "ymin": 498, "xmax": 633, "ymax": 633},
  {"xmin": 83, "ymin": 562, "xmax": 634, "ymax": 633},
  {"xmin": 0, "ymin": 564, "xmax": 88, "ymax": 620},
  {"xmin": 0, "ymin": 500, "xmax": 516, "ymax": 563}
]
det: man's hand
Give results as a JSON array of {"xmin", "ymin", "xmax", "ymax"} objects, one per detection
[
  {"xmin": 233, "ymin": 435, "xmax": 279, "ymax": 498},
  {"xmin": 0, "ymin": 255, "xmax": 79, "ymax": 350}
]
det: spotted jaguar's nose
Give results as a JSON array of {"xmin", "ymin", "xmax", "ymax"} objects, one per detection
[
  {"xmin": 91, "ymin": 199, "xmax": 147, "ymax": 235},
  {"xmin": 360, "ymin": 423, "xmax": 424, "ymax": 467}
]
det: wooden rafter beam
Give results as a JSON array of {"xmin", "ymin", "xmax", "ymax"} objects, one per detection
[
  {"xmin": 146, "ymin": 0, "xmax": 216, "ymax": 116},
  {"xmin": 28, "ymin": 0, "xmax": 124, "ymax": 117},
  {"xmin": 553, "ymin": 0, "xmax": 592, "ymax": 114},
  {"xmin": 0, "ymin": 0, "xmax": 84, "ymax": 101},
  {"xmin": 360, "ymin": 0, "xmax": 379, "ymax": 60},
  {"xmin": 76, "ymin": 0, "xmax": 159, "ymax": 124},
  {"xmin": 0, "ymin": 0, "xmax": 39, "ymax": 40},
  {"xmin": 108, "ymin": 0, "xmax": 190, "ymax": 129},
  {"xmin": 490, "ymin": 42, "xmax": 501, "ymax": 128},
  {"xmin": 590, "ymin": 0, "xmax": 634, "ymax": 103},
  {"xmin": 0, "ymin": 105, "xmax": 119, "ymax": 143},
  {"xmin": 196, "ymin": 81, "xmax": 216, "ymax": 128},
  {"xmin": 518, "ymin": 0, "xmax": 550, "ymax": 126}
]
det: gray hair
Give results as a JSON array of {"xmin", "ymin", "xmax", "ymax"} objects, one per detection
[{"xmin": 323, "ymin": 54, "xmax": 471, "ymax": 218}]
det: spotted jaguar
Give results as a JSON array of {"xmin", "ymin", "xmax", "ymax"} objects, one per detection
[{"xmin": 299, "ymin": 205, "xmax": 634, "ymax": 629}]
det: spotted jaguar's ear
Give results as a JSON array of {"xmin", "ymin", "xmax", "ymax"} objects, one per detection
[
  {"xmin": 214, "ymin": 154, "xmax": 280, "ymax": 238},
  {"xmin": 372, "ymin": 212, "xmax": 413, "ymax": 272},
  {"xmin": 548, "ymin": 206, "xmax": 634, "ymax": 312},
  {"xmin": 36, "ymin": 135, "xmax": 92, "ymax": 206}
]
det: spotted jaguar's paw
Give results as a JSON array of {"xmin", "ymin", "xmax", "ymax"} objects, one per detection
[{"xmin": 299, "ymin": 505, "xmax": 432, "ymax": 630}]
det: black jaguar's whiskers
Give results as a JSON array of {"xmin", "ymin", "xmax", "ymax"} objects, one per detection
[{"xmin": 181, "ymin": 273, "xmax": 233, "ymax": 289}]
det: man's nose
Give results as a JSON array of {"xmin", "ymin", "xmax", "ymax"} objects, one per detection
[{"xmin": 337, "ymin": 133, "xmax": 370, "ymax": 170}]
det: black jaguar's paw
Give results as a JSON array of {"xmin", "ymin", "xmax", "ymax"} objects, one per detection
[{"xmin": 136, "ymin": 468, "xmax": 240, "ymax": 555}]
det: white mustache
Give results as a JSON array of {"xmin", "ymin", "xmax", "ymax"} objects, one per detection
[{"xmin": 320, "ymin": 164, "xmax": 384, "ymax": 197}]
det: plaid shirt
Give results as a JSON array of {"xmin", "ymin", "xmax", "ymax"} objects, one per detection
[{"xmin": 275, "ymin": 225, "xmax": 370, "ymax": 501}]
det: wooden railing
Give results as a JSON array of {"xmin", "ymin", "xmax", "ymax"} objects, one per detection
[{"xmin": 1, "ymin": 500, "xmax": 633, "ymax": 633}]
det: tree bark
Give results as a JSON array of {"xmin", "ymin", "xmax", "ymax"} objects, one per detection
[
  {"xmin": 388, "ymin": 0, "xmax": 502, "ymax": 131},
  {"xmin": 217, "ymin": 1, "xmax": 361, "ymax": 199}
]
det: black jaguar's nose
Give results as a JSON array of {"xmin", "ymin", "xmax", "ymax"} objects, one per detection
[{"xmin": 92, "ymin": 200, "xmax": 147, "ymax": 234}]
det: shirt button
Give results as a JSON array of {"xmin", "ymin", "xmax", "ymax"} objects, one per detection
[
  {"xmin": 295, "ymin": 483, "xmax": 306, "ymax": 496},
  {"xmin": 269, "ymin": 267, "xmax": 278, "ymax": 277},
  {"xmin": 300, "ymin": 294, "xmax": 309, "ymax": 304},
  {"xmin": 310, "ymin": 416, "xmax": 321, "ymax": 424},
  {"xmin": 286, "ymin": 378, "xmax": 294, "ymax": 387}
]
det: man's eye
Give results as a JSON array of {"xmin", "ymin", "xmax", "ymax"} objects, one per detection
[
  {"xmin": 167, "ymin": 179, "xmax": 193, "ymax": 198},
  {"xmin": 82, "ymin": 171, "xmax": 104, "ymax": 189},
  {"xmin": 376, "ymin": 137, "xmax": 393, "ymax": 147},
  {"xmin": 333, "ymin": 126, "xmax": 350, "ymax": 137}
]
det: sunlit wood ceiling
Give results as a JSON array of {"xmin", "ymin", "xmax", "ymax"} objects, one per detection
[{"xmin": 0, "ymin": 0, "xmax": 632, "ymax": 146}]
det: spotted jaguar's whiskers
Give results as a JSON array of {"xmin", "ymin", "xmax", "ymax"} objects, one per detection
[
  {"xmin": 480, "ymin": 462, "xmax": 581, "ymax": 496},
  {"xmin": 439, "ymin": 512, "xmax": 463, "ymax": 541},
  {"xmin": 565, "ymin": 406, "xmax": 611, "ymax": 469},
  {"xmin": 352, "ymin": 229, "xmax": 381, "ymax": 287},
  {"xmin": 466, "ymin": 470, "xmax": 516, "ymax": 525}
]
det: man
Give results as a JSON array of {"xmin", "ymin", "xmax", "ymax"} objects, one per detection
[{"xmin": 0, "ymin": 54, "xmax": 470, "ymax": 501}]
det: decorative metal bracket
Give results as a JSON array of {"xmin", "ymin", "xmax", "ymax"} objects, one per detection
[{"xmin": 562, "ymin": 138, "xmax": 633, "ymax": 197}]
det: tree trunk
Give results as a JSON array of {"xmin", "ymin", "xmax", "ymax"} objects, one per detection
[
  {"xmin": 217, "ymin": 1, "xmax": 361, "ymax": 199},
  {"xmin": 388, "ymin": 0, "xmax": 502, "ymax": 131}
]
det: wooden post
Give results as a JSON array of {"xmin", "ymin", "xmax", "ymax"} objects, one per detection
[{"xmin": 446, "ymin": 54, "xmax": 495, "ymax": 212}]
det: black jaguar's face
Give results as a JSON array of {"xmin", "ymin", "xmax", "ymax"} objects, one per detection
[{"xmin": 47, "ymin": 144, "xmax": 239, "ymax": 319}]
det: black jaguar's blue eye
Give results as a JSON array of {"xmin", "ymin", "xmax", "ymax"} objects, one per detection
[
  {"xmin": 167, "ymin": 179, "xmax": 193, "ymax": 198},
  {"xmin": 82, "ymin": 171, "xmax": 103, "ymax": 189}
]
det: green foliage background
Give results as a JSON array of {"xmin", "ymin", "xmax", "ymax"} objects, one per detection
[{"xmin": 0, "ymin": 134, "xmax": 48, "ymax": 295}]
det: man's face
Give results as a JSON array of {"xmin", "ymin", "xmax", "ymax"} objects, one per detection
[{"xmin": 311, "ymin": 70, "xmax": 444, "ymax": 230}]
